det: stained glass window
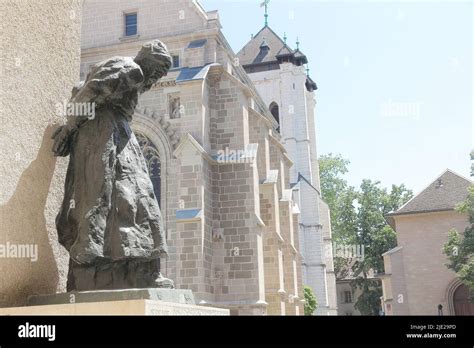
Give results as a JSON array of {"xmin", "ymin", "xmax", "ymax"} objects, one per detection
[{"xmin": 136, "ymin": 133, "xmax": 161, "ymax": 206}]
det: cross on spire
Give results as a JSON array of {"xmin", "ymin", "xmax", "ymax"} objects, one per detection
[
  {"xmin": 296, "ymin": 37, "xmax": 300, "ymax": 50},
  {"xmin": 260, "ymin": 0, "xmax": 270, "ymax": 26},
  {"xmin": 283, "ymin": 32, "xmax": 287, "ymax": 44}
]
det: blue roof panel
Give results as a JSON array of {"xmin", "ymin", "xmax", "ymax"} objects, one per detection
[
  {"xmin": 176, "ymin": 209, "xmax": 201, "ymax": 220},
  {"xmin": 187, "ymin": 39, "xmax": 207, "ymax": 49},
  {"xmin": 176, "ymin": 65, "xmax": 214, "ymax": 82}
]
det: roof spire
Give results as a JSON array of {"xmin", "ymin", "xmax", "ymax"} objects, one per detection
[
  {"xmin": 296, "ymin": 36, "xmax": 300, "ymax": 50},
  {"xmin": 283, "ymin": 32, "xmax": 287, "ymax": 44},
  {"xmin": 260, "ymin": 0, "xmax": 270, "ymax": 26}
]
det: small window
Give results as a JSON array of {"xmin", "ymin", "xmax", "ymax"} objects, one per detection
[
  {"xmin": 344, "ymin": 291, "xmax": 352, "ymax": 303},
  {"xmin": 269, "ymin": 102, "xmax": 280, "ymax": 133},
  {"xmin": 171, "ymin": 54, "xmax": 180, "ymax": 69},
  {"xmin": 124, "ymin": 13, "xmax": 137, "ymax": 37}
]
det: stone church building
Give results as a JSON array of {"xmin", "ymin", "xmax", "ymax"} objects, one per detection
[
  {"xmin": 80, "ymin": 0, "xmax": 337, "ymax": 315},
  {"xmin": 237, "ymin": 24, "xmax": 337, "ymax": 316}
]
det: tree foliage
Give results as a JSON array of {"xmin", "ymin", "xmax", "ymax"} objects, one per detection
[
  {"xmin": 319, "ymin": 153, "xmax": 350, "ymax": 221},
  {"xmin": 303, "ymin": 285, "xmax": 318, "ymax": 315},
  {"xmin": 318, "ymin": 154, "xmax": 413, "ymax": 315},
  {"xmin": 351, "ymin": 180, "xmax": 411, "ymax": 314},
  {"xmin": 470, "ymin": 149, "xmax": 474, "ymax": 177},
  {"xmin": 351, "ymin": 277, "xmax": 382, "ymax": 315}
]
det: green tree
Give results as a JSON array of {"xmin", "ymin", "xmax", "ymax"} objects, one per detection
[
  {"xmin": 319, "ymin": 153, "xmax": 350, "ymax": 218},
  {"xmin": 383, "ymin": 183, "xmax": 413, "ymax": 215},
  {"xmin": 318, "ymin": 154, "xmax": 413, "ymax": 315},
  {"xmin": 470, "ymin": 149, "xmax": 474, "ymax": 177},
  {"xmin": 318, "ymin": 154, "xmax": 356, "ymax": 276},
  {"xmin": 351, "ymin": 277, "xmax": 383, "ymax": 315},
  {"xmin": 351, "ymin": 180, "xmax": 411, "ymax": 315},
  {"xmin": 303, "ymin": 285, "xmax": 318, "ymax": 315},
  {"xmin": 443, "ymin": 185, "xmax": 474, "ymax": 301},
  {"xmin": 332, "ymin": 187, "xmax": 358, "ymax": 278}
]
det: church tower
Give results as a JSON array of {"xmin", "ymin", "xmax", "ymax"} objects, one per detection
[{"xmin": 237, "ymin": 21, "xmax": 338, "ymax": 314}]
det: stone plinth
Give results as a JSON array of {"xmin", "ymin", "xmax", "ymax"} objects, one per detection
[
  {"xmin": 27, "ymin": 288, "xmax": 195, "ymax": 306},
  {"xmin": 0, "ymin": 289, "xmax": 229, "ymax": 315},
  {"xmin": 0, "ymin": 299, "xmax": 229, "ymax": 316}
]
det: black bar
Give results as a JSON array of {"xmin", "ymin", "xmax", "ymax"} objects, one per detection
[{"xmin": 0, "ymin": 315, "xmax": 472, "ymax": 346}]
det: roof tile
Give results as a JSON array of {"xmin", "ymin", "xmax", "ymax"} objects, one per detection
[{"xmin": 389, "ymin": 170, "xmax": 471, "ymax": 215}]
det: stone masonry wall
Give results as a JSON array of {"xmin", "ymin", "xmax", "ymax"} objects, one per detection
[{"xmin": 0, "ymin": 0, "xmax": 82, "ymax": 307}]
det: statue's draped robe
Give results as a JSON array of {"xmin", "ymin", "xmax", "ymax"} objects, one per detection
[{"xmin": 57, "ymin": 56, "xmax": 167, "ymax": 266}]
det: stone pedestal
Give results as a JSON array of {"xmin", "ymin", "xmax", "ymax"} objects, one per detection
[
  {"xmin": 0, "ymin": 299, "xmax": 229, "ymax": 315},
  {"xmin": 0, "ymin": 289, "xmax": 229, "ymax": 316},
  {"xmin": 27, "ymin": 288, "xmax": 195, "ymax": 306}
]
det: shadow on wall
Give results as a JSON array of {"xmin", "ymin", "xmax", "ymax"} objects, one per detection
[{"xmin": 0, "ymin": 126, "xmax": 61, "ymax": 307}]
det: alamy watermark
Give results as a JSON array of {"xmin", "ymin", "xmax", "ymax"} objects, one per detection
[
  {"xmin": 55, "ymin": 99, "xmax": 96, "ymax": 120},
  {"xmin": 380, "ymin": 99, "xmax": 422, "ymax": 120},
  {"xmin": 0, "ymin": 242, "xmax": 38, "ymax": 262},
  {"xmin": 18, "ymin": 322, "xmax": 55, "ymax": 341},
  {"xmin": 216, "ymin": 144, "xmax": 258, "ymax": 164},
  {"xmin": 327, "ymin": 242, "xmax": 365, "ymax": 261}
]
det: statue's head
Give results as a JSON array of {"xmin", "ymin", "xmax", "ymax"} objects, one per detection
[{"xmin": 134, "ymin": 40, "xmax": 172, "ymax": 93}]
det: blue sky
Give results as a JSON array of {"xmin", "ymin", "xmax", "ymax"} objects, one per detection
[{"xmin": 201, "ymin": 0, "xmax": 473, "ymax": 193}]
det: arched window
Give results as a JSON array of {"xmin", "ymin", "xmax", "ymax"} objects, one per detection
[
  {"xmin": 136, "ymin": 133, "xmax": 161, "ymax": 206},
  {"xmin": 269, "ymin": 102, "xmax": 280, "ymax": 133}
]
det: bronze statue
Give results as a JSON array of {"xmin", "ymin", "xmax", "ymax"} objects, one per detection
[{"xmin": 52, "ymin": 40, "xmax": 173, "ymax": 291}]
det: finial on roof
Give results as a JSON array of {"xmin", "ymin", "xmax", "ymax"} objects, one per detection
[
  {"xmin": 283, "ymin": 32, "xmax": 287, "ymax": 44},
  {"xmin": 296, "ymin": 37, "xmax": 300, "ymax": 50},
  {"xmin": 260, "ymin": 0, "xmax": 270, "ymax": 26}
]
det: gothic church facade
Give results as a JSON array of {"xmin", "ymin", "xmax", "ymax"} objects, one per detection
[
  {"xmin": 80, "ymin": 0, "xmax": 336, "ymax": 315},
  {"xmin": 237, "ymin": 25, "xmax": 337, "ymax": 315}
]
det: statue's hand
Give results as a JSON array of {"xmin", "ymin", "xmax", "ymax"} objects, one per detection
[{"xmin": 52, "ymin": 125, "xmax": 73, "ymax": 157}]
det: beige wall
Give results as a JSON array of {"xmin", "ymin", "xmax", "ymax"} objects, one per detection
[
  {"xmin": 386, "ymin": 211, "xmax": 468, "ymax": 315},
  {"xmin": 0, "ymin": 0, "xmax": 82, "ymax": 307},
  {"xmin": 336, "ymin": 281, "xmax": 362, "ymax": 316},
  {"xmin": 382, "ymin": 247, "xmax": 409, "ymax": 315},
  {"xmin": 81, "ymin": 0, "xmax": 208, "ymax": 50}
]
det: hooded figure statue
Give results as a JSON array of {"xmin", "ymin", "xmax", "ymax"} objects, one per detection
[{"xmin": 52, "ymin": 40, "xmax": 173, "ymax": 291}]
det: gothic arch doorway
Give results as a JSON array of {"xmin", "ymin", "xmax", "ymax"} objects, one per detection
[
  {"xmin": 131, "ymin": 109, "xmax": 173, "ymax": 235},
  {"xmin": 136, "ymin": 133, "xmax": 161, "ymax": 206},
  {"xmin": 453, "ymin": 283, "xmax": 474, "ymax": 315}
]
